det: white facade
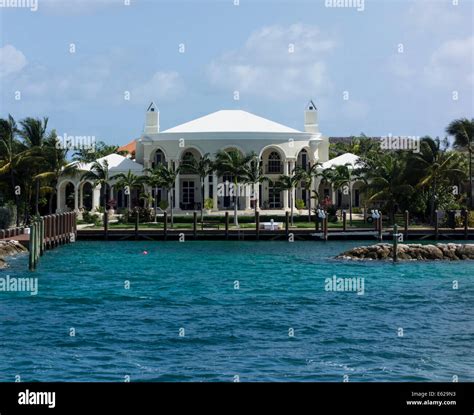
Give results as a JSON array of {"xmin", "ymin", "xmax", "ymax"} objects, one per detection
[
  {"xmin": 134, "ymin": 101, "xmax": 329, "ymax": 211},
  {"xmin": 57, "ymin": 101, "xmax": 337, "ymax": 213}
]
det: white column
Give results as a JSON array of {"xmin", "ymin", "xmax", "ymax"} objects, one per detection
[
  {"xmin": 245, "ymin": 184, "xmax": 251, "ymax": 210},
  {"xmin": 74, "ymin": 184, "xmax": 79, "ymax": 211},
  {"xmin": 56, "ymin": 184, "xmax": 62, "ymax": 213},
  {"xmin": 79, "ymin": 183, "xmax": 84, "ymax": 209},
  {"xmin": 92, "ymin": 184, "xmax": 101, "ymax": 211},
  {"xmin": 289, "ymin": 161, "xmax": 296, "ymax": 210},
  {"xmin": 331, "ymin": 185, "xmax": 336, "ymax": 206},
  {"xmin": 174, "ymin": 161, "xmax": 180, "ymax": 209},
  {"xmin": 283, "ymin": 160, "xmax": 289, "ymax": 210},
  {"xmin": 204, "ymin": 175, "xmax": 209, "ymax": 203},
  {"xmin": 212, "ymin": 173, "xmax": 218, "ymax": 210}
]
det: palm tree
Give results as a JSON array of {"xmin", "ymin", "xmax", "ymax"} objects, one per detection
[
  {"xmin": 180, "ymin": 153, "xmax": 214, "ymax": 222},
  {"xmin": 411, "ymin": 137, "xmax": 467, "ymax": 223},
  {"xmin": 328, "ymin": 164, "xmax": 360, "ymax": 225},
  {"xmin": 242, "ymin": 155, "xmax": 268, "ymax": 221},
  {"xmin": 446, "ymin": 118, "xmax": 474, "ymax": 207},
  {"xmin": 18, "ymin": 117, "xmax": 50, "ymax": 215},
  {"xmin": 34, "ymin": 133, "xmax": 77, "ymax": 214},
  {"xmin": 294, "ymin": 162, "xmax": 321, "ymax": 222},
  {"xmin": 361, "ymin": 153, "xmax": 414, "ymax": 224},
  {"xmin": 151, "ymin": 164, "xmax": 179, "ymax": 227},
  {"xmin": 113, "ymin": 170, "xmax": 144, "ymax": 211},
  {"xmin": 0, "ymin": 115, "xmax": 25, "ymax": 225},
  {"xmin": 214, "ymin": 150, "xmax": 254, "ymax": 227},
  {"xmin": 81, "ymin": 160, "xmax": 111, "ymax": 229},
  {"xmin": 143, "ymin": 166, "xmax": 165, "ymax": 222},
  {"xmin": 276, "ymin": 174, "xmax": 300, "ymax": 226}
]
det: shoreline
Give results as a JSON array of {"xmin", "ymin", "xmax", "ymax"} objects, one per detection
[{"xmin": 0, "ymin": 241, "xmax": 28, "ymax": 269}]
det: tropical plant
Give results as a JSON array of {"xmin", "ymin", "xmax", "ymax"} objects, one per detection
[
  {"xmin": 113, "ymin": 170, "xmax": 144, "ymax": 211},
  {"xmin": 180, "ymin": 153, "xmax": 214, "ymax": 222},
  {"xmin": 214, "ymin": 149, "xmax": 254, "ymax": 227},
  {"xmin": 276, "ymin": 174, "xmax": 300, "ymax": 225},
  {"xmin": 81, "ymin": 160, "xmax": 111, "ymax": 228},
  {"xmin": 446, "ymin": 118, "xmax": 473, "ymax": 207},
  {"xmin": 242, "ymin": 155, "xmax": 268, "ymax": 221}
]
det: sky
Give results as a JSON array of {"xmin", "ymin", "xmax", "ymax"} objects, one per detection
[{"xmin": 0, "ymin": 0, "xmax": 473, "ymax": 146}]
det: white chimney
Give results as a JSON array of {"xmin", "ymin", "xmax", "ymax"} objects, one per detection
[
  {"xmin": 145, "ymin": 102, "xmax": 159, "ymax": 134},
  {"xmin": 304, "ymin": 100, "xmax": 319, "ymax": 133}
]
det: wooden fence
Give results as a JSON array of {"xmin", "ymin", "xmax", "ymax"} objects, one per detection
[{"xmin": 28, "ymin": 212, "xmax": 77, "ymax": 271}]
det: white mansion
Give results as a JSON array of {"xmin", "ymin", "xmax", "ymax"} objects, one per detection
[{"xmin": 57, "ymin": 102, "xmax": 363, "ymax": 213}]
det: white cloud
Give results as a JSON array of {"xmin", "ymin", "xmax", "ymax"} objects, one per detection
[
  {"xmin": 131, "ymin": 71, "xmax": 185, "ymax": 105},
  {"xmin": 0, "ymin": 45, "xmax": 27, "ymax": 77},
  {"xmin": 407, "ymin": 0, "xmax": 463, "ymax": 32},
  {"xmin": 207, "ymin": 23, "xmax": 336, "ymax": 100},
  {"xmin": 424, "ymin": 36, "xmax": 474, "ymax": 87}
]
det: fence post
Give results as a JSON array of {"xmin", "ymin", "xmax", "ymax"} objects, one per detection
[
  {"xmin": 393, "ymin": 224, "xmax": 398, "ymax": 263},
  {"xmin": 29, "ymin": 222, "xmax": 35, "ymax": 270},
  {"xmin": 225, "ymin": 212, "xmax": 229, "ymax": 240},
  {"xmin": 193, "ymin": 211, "xmax": 197, "ymax": 239},
  {"xmin": 342, "ymin": 210, "xmax": 347, "ymax": 232},
  {"xmin": 404, "ymin": 210, "xmax": 409, "ymax": 240},
  {"xmin": 463, "ymin": 209, "xmax": 468, "ymax": 240},
  {"xmin": 104, "ymin": 211, "xmax": 109, "ymax": 241},
  {"xmin": 378, "ymin": 214, "xmax": 383, "ymax": 241},
  {"xmin": 134, "ymin": 209, "xmax": 139, "ymax": 240},
  {"xmin": 255, "ymin": 211, "xmax": 260, "ymax": 241},
  {"xmin": 434, "ymin": 210, "xmax": 439, "ymax": 240},
  {"xmin": 39, "ymin": 217, "xmax": 44, "ymax": 256},
  {"xmin": 163, "ymin": 211, "xmax": 168, "ymax": 240},
  {"xmin": 323, "ymin": 214, "xmax": 328, "ymax": 241}
]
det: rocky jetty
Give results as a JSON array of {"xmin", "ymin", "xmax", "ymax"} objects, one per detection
[
  {"xmin": 0, "ymin": 240, "xmax": 28, "ymax": 268},
  {"xmin": 336, "ymin": 243, "xmax": 474, "ymax": 261}
]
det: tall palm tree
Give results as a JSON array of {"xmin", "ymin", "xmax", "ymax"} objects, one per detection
[
  {"xmin": 81, "ymin": 160, "xmax": 111, "ymax": 229},
  {"xmin": 214, "ymin": 150, "xmax": 254, "ymax": 227},
  {"xmin": 242, "ymin": 155, "xmax": 268, "ymax": 221},
  {"xmin": 411, "ymin": 137, "xmax": 466, "ymax": 223},
  {"xmin": 0, "ymin": 115, "xmax": 26, "ymax": 225},
  {"xmin": 143, "ymin": 166, "xmax": 165, "ymax": 222},
  {"xmin": 113, "ymin": 170, "xmax": 144, "ymax": 211},
  {"xmin": 18, "ymin": 117, "xmax": 50, "ymax": 215},
  {"xmin": 151, "ymin": 164, "xmax": 179, "ymax": 227},
  {"xmin": 276, "ymin": 174, "xmax": 300, "ymax": 226},
  {"xmin": 446, "ymin": 118, "xmax": 474, "ymax": 207},
  {"xmin": 294, "ymin": 162, "xmax": 321, "ymax": 222},
  {"xmin": 180, "ymin": 153, "xmax": 214, "ymax": 222},
  {"xmin": 34, "ymin": 133, "xmax": 77, "ymax": 214}
]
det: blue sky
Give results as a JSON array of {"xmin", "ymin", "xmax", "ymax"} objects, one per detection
[{"xmin": 0, "ymin": 0, "xmax": 473, "ymax": 145}]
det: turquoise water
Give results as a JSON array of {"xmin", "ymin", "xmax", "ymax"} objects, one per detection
[{"xmin": 0, "ymin": 240, "xmax": 473, "ymax": 382}]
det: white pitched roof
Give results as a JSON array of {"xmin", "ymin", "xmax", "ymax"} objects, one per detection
[
  {"xmin": 162, "ymin": 110, "xmax": 301, "ymax": 134},
  {"xmin": 321, "ymin": 153, "xmax": 362, "ymax": 169},
  {"xmin": 77, "ymin": 154, "xmax": 143, "ymax": 173}
]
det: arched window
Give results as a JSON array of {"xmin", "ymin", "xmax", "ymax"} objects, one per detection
[
  {"xmin": 180, "ymin": 151, "xmax": 196, "ymax": 174},
  {"xmin": 267, "ymin": 151, "xmax": 282, "ymax": 174},
  {"xmin": 153, "ymin": 150, "xmax": 166, "ymax": 168}
]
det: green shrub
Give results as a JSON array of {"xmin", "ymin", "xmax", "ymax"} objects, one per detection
[
  {"xmin": 82, "ymin": 210, "xmax": 99, "ymax": 224},
  {"xmin": 128, "ymin": 207, "xmax": 154, "ymax": 223},
  {"xmin": 295, "ymin": 199, "xmax": 305, "ymax": 210},
  {"xmin": 204, "ymin": 198, "xmax": 214, "ymax": 210},
  {"xmin": 159, "ymin": 200, "xmax": 169, "ymax": 210}
]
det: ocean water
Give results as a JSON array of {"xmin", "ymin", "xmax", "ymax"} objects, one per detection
[{"xmin": 0, "ymin": 240, "xmax": 473, "ymax": 382}]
